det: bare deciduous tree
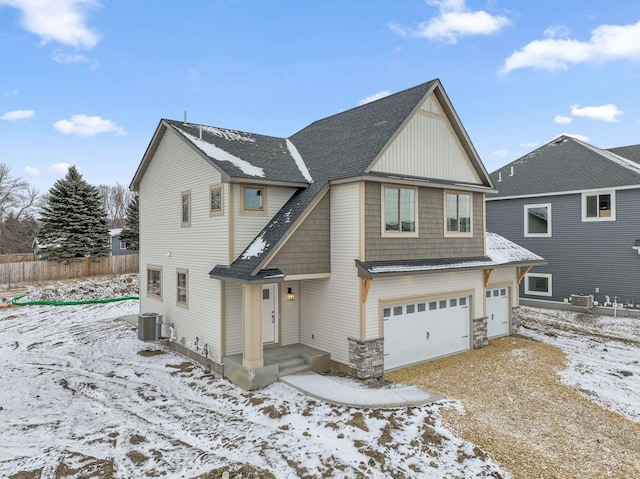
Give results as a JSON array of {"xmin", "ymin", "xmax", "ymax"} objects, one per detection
[
  {"xmin": 0, "ymin": 163, "xmax": 40, "ymax": 254},
  {"xmin": 97, "ymin": 183, "xmax": 133, "ymax": 228}
]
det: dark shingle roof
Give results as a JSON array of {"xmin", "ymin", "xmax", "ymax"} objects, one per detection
[
  {"xmin": 164, "ymin": 120, "xmax": 310, "ymax": 184},
  {"xmin": 489, "ymin": 136, "xmax": 640, "ymax": 198},
  {"xmin": 209, "ymin": 80, "xmax": 443, "ymax": 281},
  {"xmin": 608, "ymin": 144, "xmax": 640, "ymax": 165}
]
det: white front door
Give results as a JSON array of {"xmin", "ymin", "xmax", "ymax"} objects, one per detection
[
  {"xmin": 262, "ymin": 284, "xmax": 278, "ymax": 344},
  {"xmin": 486, "ymin": 288, "xmax": 510, "ymax": 338}
]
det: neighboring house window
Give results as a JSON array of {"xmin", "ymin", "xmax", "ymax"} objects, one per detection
[
  {"xmin": 524, "ymin": 273, "xmax": 552, "ymax": 297},
  {"xmin": 445, "ymin": 191, "xmax": 472, "ymax": 236},
  {"xmin": 147, "ymin": 266, "xmax": 162, "ymax": 299},
  {"xmin": 181, "ymin": 191, "xmax": 191, "ymax": 227},
  {"xmin": 119, "ymin": 240, "xmax": 128, "ymax": 250},
  {"xmin": 210, "ymin": 185, "xmax": 223, "ymax": 216},
  {"xmin": 241, "ymin": 186, "xmax": 267, "ymax": 214},
  {"xmin": 381, "ymin": 185, "xmax": 418, "ymax": 237},
  {"xmin": 177, "ymin": 269, "xmax": 188, "ymax": 307},
  {"xmin": 582, "ymin": 190, "xmax": 615, "ymax": 221},
  {"xmin": 524, "ymin": 203, "xmax": 552, "ymax": 237}
]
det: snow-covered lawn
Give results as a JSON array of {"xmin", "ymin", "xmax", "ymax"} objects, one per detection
[
  {"xmin": 0, "ymin": 276, "xmax": 505, "ymax": 478},
  {"xmin": 519, "ymin": 306, "xmax": 640, "ymax": 423}
]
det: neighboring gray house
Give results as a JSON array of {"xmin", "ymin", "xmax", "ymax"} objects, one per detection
[
  {"xmin": 109, "ymin": 229, "xmax": 136, "ymax": 256},
  {"xmin": 487, "ymin": 135, "xmax": 640, "ymax": 308},
  {"xmin": 131, "ymin": 79, "xmax": 543, "ymax": 389}
]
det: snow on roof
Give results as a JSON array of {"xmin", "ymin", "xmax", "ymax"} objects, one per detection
[
  {"xmin": 199, "ymin": 125, "xmax": 256, "ymax": 143},
  {"xmin": 486, "ymin": 232, "xmax": 544, "ymax": 264},
  {"xmin": 286, "ymin": 139, "xmax": 313, "ymax": 183},
  {"xmin": 109, "ymin": 228, "xmax": 123, "ymax": 237},
  {"xmin": 181, "ymin": 130, "xmax": 265, "ymax": 177},
  {"xmin": 574, "ymin": 138, "xmax": 640, "ymax": 176},
  {"xmin": 241, "ymin": 234, "xmax": 268, "ymax": 260},
  {"xmin": 366, "ymin": 233, "xmax": 543, "ymax": 274}
]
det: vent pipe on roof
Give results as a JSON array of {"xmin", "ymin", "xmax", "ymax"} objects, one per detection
[
  {"xmin": 510, "ymin": 166, "xmax": 514, "ymax": 176},
  {"xmin": 498, "ymin": 172, "xmax": 502, "ymax": 182},
  {"xmin": 199, "ymin": 125, "xmax": 202, "ymax": 140},
  {"xmin": 183, "ymin": 111, "xmax": 188, "ymax": 125}
]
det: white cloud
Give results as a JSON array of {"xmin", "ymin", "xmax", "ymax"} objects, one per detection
[
  {"xmin": 0, "ymin": 0, "xmax": 100, "ymax": 49},
  {"xmin": 24, "ymin": 166, "xmax": 41, "ymax": 175},
  {"xmin": 390, "ymin": 0, "xmax": 510, "ymax": 44},
  {"xmin": 501, "ymin": 20, "xmax": 640, "ymax": 74},
  {"xmin": 1, "ymin": 109, "xmax": 35, "ymax": 120},
  {"xmin": 554, "ymin": 115, "xmax": 573, "ymax": 124},
  {"xmin": 570, "ymin": 104, "xmax": 622, "ymax": 122},
  {"xmin": 52, "ymin": 49, "xmax": 97, "ymax": 68},
  {"xmin": 48, "ymin": 162, "xmax": 71, "ymax": 174},
  {"xmin": 358, "ymin": 90, "xmax": 391, "ymax": 105},
  {"xmin": 493, "ymin": 149, "xmax": 508, "ymax": 158},
  {"xmin": 519, "ymin": 141, "xmax": 539, "ymax": 148},
  {"xmin": 558, "ymin": 132, "xmax": 590, "ymax": 142},
  {"xmin": 53, "ymin": 114, "xmax": 125, "ymax": 136},
  {"xmin": 544, "ymin": 25, "xmax": 571, "ymax": 39}
]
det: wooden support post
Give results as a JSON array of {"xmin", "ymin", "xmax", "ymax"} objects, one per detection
[
  {"xmin": 517, "ymin": 266, "xmax": 533, "ymax": 284},
  {"xmin": 361, "ymin": 277, "xmax": 372, "ymax": 303},
  {"xmin": 483, "ymin": 269, "xmax": 493, "ymax": 288}
]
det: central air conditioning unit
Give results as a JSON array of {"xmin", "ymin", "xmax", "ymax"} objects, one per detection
[{"xmin": 570, "ymin": 294, "xmax": 594, "ymax": 307}]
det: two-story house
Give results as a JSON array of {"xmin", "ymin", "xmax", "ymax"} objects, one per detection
[
  {"xmin": 131, "ymin": 79, "xmax": 543, "ymax": 389},
  {"xmin": 487, "ymin": 135, "xmax": 640, "ymax": 309}
]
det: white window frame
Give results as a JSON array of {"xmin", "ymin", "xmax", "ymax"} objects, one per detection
[
  {"xmin": 444, "ymin": 191, "xmax": 473, "ymax": 238},
  {"xmin": 181, "ymin": 190, "xmax": 191, "ymax": 227},
  {"xmin": 240, "ymin": 185, "xmax": 267, "ymax": 215},
  {"xmin": 119, "ymin": 240, "xmax": 128, "ymax": 250},
  {"xmin": 582, "ymin": 190, "xmax": 616, "ymax": 222},
  {"xmin": 524, "ymin": 203, "xmax": 552, "ymax": 237},
  {"xmin": 524, "ymin": 273, "xmax": 552, "ymax": 297},
  {"xmin": 176, "ymin": 268, "xmax": 188, "ymax": 308},
  {"xmin": 147, "ymin": 265, "xmax": 162, "ymax": 300},
  {"xmin": 380, "ymin": 184, "xmax": 419, "ymax": 238},
  {"xmin": 209, "ymin": 184, "xmax": 223, "ymax": 216}
]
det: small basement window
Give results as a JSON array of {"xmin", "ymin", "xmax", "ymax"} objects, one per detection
[{"xmin": 524, "ymin": 273, "xmax": 552, "ymax": 297}]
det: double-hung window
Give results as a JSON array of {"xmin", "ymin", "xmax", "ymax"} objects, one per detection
[
  {"xmin": 241, "ymin": 186, "xmax": 267, "ymax": 214},
  {"xmin": 147, "ymin": 266, "xmax": 162, "ymax": 299},
  {"xmin": 524, "ymin": 203, "xmax": 552, "ymax": 237},
  {"xmin": 210, "ymin": 185, "xmax": 223, "ymax": 216},
  {"xmin": 445, "ymin": 191, "xmax": 472, "ymax": 236},
  {"xmin": 177, "ymin": 269, "xmax": 188, "ymax": 307},
  {"xmin": 382, "ymin": 185, "xmax": 418, "ymax": 237},
  {"xmin": 582, "ymin": 190, "xmax": 615, "ymax": 221}
]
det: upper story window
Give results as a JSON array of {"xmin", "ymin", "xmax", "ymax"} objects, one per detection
[
  {"xmin": 445, "ymin": 191, "xmax": 472, "ymax": 237},
  {"xmin": 181, "ymin": 191, "xmax": 191, "ymax": 227},
  {"xmin": 381, "ymin": 185, "xmax": 418, "ymax": 237},
  {"xmin": 210, "ymin": 185, "xmax": 223, "ymax": 216},
  {"xmin": 582, "ymin": 190, "xmax": 615, "ymax": 221},
  {"xmin": 147, "ymin": 266, "xmax": 162, "ymax": 299},
  {"xmin": 524, "ymin": 203, "xmax": 552, "ymax": 237},
  {"xmin": 241, "ymin": 186, "xmax": 267, "ymax": 214}
]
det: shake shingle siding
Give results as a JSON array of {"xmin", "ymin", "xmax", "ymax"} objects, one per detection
[{"xmin": 487, "ymin": 190, "xmax": 640, "ymax": 305}]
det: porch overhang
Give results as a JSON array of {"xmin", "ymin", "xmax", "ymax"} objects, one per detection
[{"xmin": 208, "ymin": 265, "xmax": 285, "ymax": 284}]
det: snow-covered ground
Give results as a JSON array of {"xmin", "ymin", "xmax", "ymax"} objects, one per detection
[
  {"xmin": 0, "ymin": 275, "xmax": 505, "ymax": 478},
  {"xmin": 519, "ymin": 305, "xmax": 640, "ymax": 423}
]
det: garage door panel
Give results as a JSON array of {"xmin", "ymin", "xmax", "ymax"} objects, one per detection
[
  {"xmin": 384, "ymin": 295, "xmax": 470, "ymax": 371},
  {"xmin": 486, "ymin": 288, "xmax": 510, "ymax": 338}
]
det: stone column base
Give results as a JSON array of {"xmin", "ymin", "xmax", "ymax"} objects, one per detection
[
  {"xmin": 473, "ymin": 316, "xmax": 488, "ymax": 349},
  {"xmin": 510, "ymin": 306, "xmax": 522, "ymax": 334},
  {"xmin": 348, "ymin": 337, "xmax": 384, "ymax": 379}
]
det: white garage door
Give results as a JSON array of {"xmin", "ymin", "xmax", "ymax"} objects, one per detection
[
  {"xmin": 383, "ymin": 295, "xmax": 470, "ymax": 371},
  {"xmin": 486, "ymin": 288, "xmax": 510, "ymax": 338}
]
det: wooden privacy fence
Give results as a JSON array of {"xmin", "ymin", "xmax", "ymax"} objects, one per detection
[
  {"xmin": 0, "ymin": 253, "xmax": 36, "ymax": 264},
  {"xmin": 0, "ymin": 254, "xmax": 139, "ymax": 286}
]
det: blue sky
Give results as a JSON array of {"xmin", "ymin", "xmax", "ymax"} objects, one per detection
[{"xmin": 1, "ymin": 0, "xmax": 640, "ymax": 193}]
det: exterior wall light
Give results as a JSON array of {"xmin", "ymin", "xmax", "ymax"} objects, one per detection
[{"xmin": 287, "ymin": 287, "xmax": 295, "ymax": 301}]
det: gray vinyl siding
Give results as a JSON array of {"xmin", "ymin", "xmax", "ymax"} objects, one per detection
[
  {"xmin": 266, "ymin": 193, "xmax": 330, "ymax": 275},
  {"xmin": 365, "ymin": 182, "xmax": 484, "ymax": 261},
  {"xmin": 486, "ymin": 189, "xmax": 640, "ymax": 305}
]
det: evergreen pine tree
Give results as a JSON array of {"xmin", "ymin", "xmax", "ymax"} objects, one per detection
[
  {"xmin": 119, "ymin": 194, "xmax": 139, "ymax": 250},
  {"xmin": 39, "ymin": 165, "xmax": 111, "ymax": 261}
]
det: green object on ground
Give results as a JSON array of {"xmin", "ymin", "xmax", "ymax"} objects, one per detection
[{"xmin": 11, "ymin": 295, "xmax": 139, "ymax": 306}]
